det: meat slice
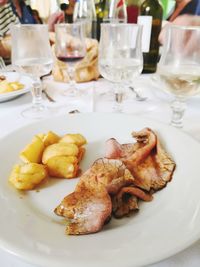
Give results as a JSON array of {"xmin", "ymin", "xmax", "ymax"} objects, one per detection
[
  {"xmin": 105, "ymin": 128, "xmax": 176, "ymax": 192},
  {"xmin": 55, "ymin": 183, "xmax": 112, "ymax": 235},
  {"xmin": 54, "ymin": 158, "xmax": 135, "ymax": 235},
  {"xmin": 79, "ymin": 158, "xmax": 135, "ymax": 195},
  {"xmin": 112, "ymin": 186, "xmax": 153, "ymax": 218}
]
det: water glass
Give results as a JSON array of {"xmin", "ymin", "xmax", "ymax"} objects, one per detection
[{"xmin": 11, "ymin": 24, "xmax": 53, "ymax": 119}]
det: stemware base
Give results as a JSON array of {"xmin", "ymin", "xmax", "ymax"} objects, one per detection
[{"xmin": 21, "ymin": 105, "xmax": 49, "ymax": 119}]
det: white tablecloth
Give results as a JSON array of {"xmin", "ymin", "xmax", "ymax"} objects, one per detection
[{"xmin": 1, "ymin": 75, "xmax": 200, "ymax": 267}]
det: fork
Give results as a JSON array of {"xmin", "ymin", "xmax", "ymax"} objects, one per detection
[{"xmin": 129, "ymin": 86, "xmax": 148, "ymax": 101}]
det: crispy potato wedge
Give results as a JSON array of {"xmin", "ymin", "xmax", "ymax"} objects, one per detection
[
  {"xmin": 42, "ymin": 143, "xmax": 79, "ymax": 164},
  {"xmin": 46, "ymin": 156, "xmax": 78, "ymax": 178},
  {"xmin": 59, "ymin": 134, "xmax": 87, "ymax": 147},
  {"xmin": 9, "ymin": 163, "xmax": 48, "ymax": 190},
  {"xmin": 20, "ymin": 136, "xmax": 45, "ymax": 164},
  {"xmin": 9, "ymin": 82, "xmax": 24, "ymax": 90},
  {"xmin": 42, "ymin": 131, "xmax": 60, "ymax": 147},
  {"xmin": 0, "ymin": 81, "xmax": 13, "ymax": 93}
]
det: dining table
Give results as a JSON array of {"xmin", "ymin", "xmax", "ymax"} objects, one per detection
[{"xmin": 1, "ymin": 73, "xmax": 200, "ymax": 267}]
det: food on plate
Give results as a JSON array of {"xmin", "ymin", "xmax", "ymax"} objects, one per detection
[
  {"xmin": 42, "ymin": 143, "xmax": 79, "ymax": 164},
  {"xmin": 46, "ymin": 156, "xmax": 78, "ymax": 179},
  {"xmin": 38, "ymin": 131, "xmax": 60, "ymax": 147},
  {"xmin": 55, "ymin": 128, "xmax": 176, "ymax": 235},
  {"xmin": 9, "ymin": 163, "xmax": 48, "ymax": 190},
  {"xmin": 105, "ymin": 128, "xmax": 176, "ymax": 192},
  {"xmin": 20, "ymin": 135, "xmax": 45, "ymax": 164},
  {"xmin": 0, "ymin": 79, "xmax": 24, "ymax": 94},
  {"xmin": 52, "ymin": 38, "xmax": 100, "ymax": 83},
  {"xmin": 59, "ymin": 133, "xmax": 87, "ymax": 147},
  {"xmin": 9, "ymin": 131, "xmax": 87, "ymax": 190}
]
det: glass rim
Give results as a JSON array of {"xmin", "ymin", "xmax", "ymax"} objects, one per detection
[
  {"xmin": 11, "ymin": 24, "xmax": 48, "ymax": 29},
  {"xmin": 169, "ymin": 23, "xmax": 200, "ymax": 31},
  {"xmin": 100, "ymin": 23, "xmax": 141, "ymax": 28},
  {"xmin": 55, "ymin": 22, "xmax": 84, "ymax": 28}
]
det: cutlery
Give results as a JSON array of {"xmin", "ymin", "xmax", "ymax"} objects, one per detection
[
  {"xmin": 68, "ymin": 109, "xmax": 80, "ymax": 114},
  {"xmin": 42, "ymin": 87, "xmax": 56, "ymax": 103},
  {"xmin": 129, "ymin": 86, "xmax": 147, "ymax": 101}
]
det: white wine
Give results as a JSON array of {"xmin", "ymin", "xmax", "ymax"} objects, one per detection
[
  {"xmin": 157, "ymin": 65, "xmax": 200, "ymax": 97},
  {"xmin": 99, "ymin": 58, "xmax": 142, "ymax": 83},
  {"xmin": 15, "ymin": 58, "xmax": 53, "ymax": 77}
]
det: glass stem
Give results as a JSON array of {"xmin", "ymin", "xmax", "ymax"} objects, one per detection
[
  {"xmin": 113, "ymin": 83, "xmax": 124, "ymax": 112},
  {"xmin": 170, "ymin": 97, "xmax": 186, "ymax": 128},
  {"xmin": 68, "ymin": 66, "xmax": 76, "ymax": 95},
  {"xmin": 31, "ymin": 78, "xmax": 44, "ymax": 111}
]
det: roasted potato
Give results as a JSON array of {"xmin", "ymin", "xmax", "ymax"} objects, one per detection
[
  {"xmin": 0, "ymin": 81, "xmax": 13, "ymax": 93},
  {"xmin": 0, "ymin": 80, "xmax": 24, "ymax": 94},
  {"xmin": 43, "ymin": 131, "xmax": 60, "ymax": 147},
  {"xmin": 59, "ymin": 134, "xmax": 87, "ymax": 147},
  {"xmin": 9, "ymin": 82, "xmax": 24, "ymax": 90},
  {"xmin": 42, "ymin": 143, "xmax": 79, "ymax": 164},
  {"xmin": 9, "ymin": 163, "xmax": 48, "ymax": 190},
  {"xmin": 20, "ymin": 136, "xmax": 45, "ymax": 164},
  {"xmin": 37, "ymin": 131, "xmax": 60, "ymax": 147},
  {"xmin": 46, "ymin": 156, "xmax": 78, "ymax": 178}
]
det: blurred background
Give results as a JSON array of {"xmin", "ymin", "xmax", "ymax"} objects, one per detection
[{"xmin": 26, "ymin": 0, "xmax": 176, "ymax": 22}]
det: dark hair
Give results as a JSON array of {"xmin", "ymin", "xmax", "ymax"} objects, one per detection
[{"xmin": 60, "ymin": 3, "xmax": 69, "ymax": 11}]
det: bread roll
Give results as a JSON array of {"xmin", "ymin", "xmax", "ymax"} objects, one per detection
[{"xmin": 52, "ymin": 38, "xmax": 100, "ymax": 83}]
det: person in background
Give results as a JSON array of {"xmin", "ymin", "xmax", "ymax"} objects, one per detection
[
  {"xmin": 0, "ymin": 0, "xmax": 64, "ymax": 58},
  {"xmin": 167, "ymin": 0, "xmax": 200, "ymax": 21},
  {"xmin": 170, "ymin": 13, "xmax": 200, "ymax": 25},
  {"xmin": 31, "ymin": 9, "xmax": 43, "ymax": 24},
  {"xmin": 65, "ymin": 0, "xmax": 75, "ymax": 23},
  {"xmin": 159, "ymin": 14, "xmax": 200, "ymax": 47},
  {"xmin": 10, "ymin": 0, "xmax": 36, "ymax": 24},
  {"xmin": 0, "ymin": 0, "xmax": 19, "ymax": 38}
]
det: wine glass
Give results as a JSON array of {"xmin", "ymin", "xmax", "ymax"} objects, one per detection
[
  {"xmin": 103, "ymin": 0, "xmax": 127, "ymax": 23},
  {"xmin": 98, "ymin": 23, "xmax": 143, "ymax": 112},
  {"xmin": 157, "ymin": 24, "xmax": 200, "ymax": 128},
  {"xmin": 11, "ymin": 24, "xmax": 53, "ymax": 119},
  {"xmin": 55, "ymin": 23, "xmax": 86, "ymax": 98},
  {"xmin": 73, "ymin": 0, "xmax": 95, "ymax": 37}
]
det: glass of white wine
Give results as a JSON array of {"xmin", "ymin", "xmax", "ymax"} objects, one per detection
[
  {"xmin": 157, "ymin": 24, "xmax": 200, "ymax": 128},
  {"xmin": 11, "ymin": 24, "xmax": 53, "ymax": 119},
  {"xmin": 98, "ymin": 23, "xmax": 143, "ymax": 112}
]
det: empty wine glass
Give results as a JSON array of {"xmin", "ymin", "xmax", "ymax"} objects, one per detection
[
  {"xmin": 103, "ymin": 0, "xmax": 127, "ymax": 23},
  {"xmin": 73, "ymin": 0, "xmax": 95, "ymax": 37},
  {"xmin": 11, "ymin": 24, "xmax": 53, "ymax": 119},
  {"xmin": 55, "ymin": 23, "xmax": 86, "ymax": 98},
  {"xmin": 98, "ymin": 23, "xmax": 143, "ymax": 112},
  {"xmin": 157, "ymin": 24, "xmax": 200, "ymax": 128}
]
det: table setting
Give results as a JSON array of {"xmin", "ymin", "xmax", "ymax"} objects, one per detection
[{"xmin": 0, "ymin": 20, "xmax": 200, "ymax": 267}]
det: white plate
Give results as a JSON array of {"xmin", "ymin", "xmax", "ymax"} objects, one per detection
[
  {"xmin": 0, "ymin": 113, "xmax": 200, "ymax": 267},
  {"xmin": 0, "ymin": 72, "xmax": 32, "ymax": 103}
]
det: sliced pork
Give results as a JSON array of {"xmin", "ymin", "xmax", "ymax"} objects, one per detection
[
  {"xmin": 105, "ymin": 128, "xmax": 176, "ymax": 192},
  {"xmin": 112, "ymin": 186, "xmax": 153, "ymax": 218},
  {"xmin": 55, "ymin": 128, "xmax": 176, "ymax": 235},
  {"xmin": 54, "ymin": 158, "xmax": 137, "ymax": 235},
  {"xmin": 55, "ymin": 183, "xmax": 112, "ymax": 235}
]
